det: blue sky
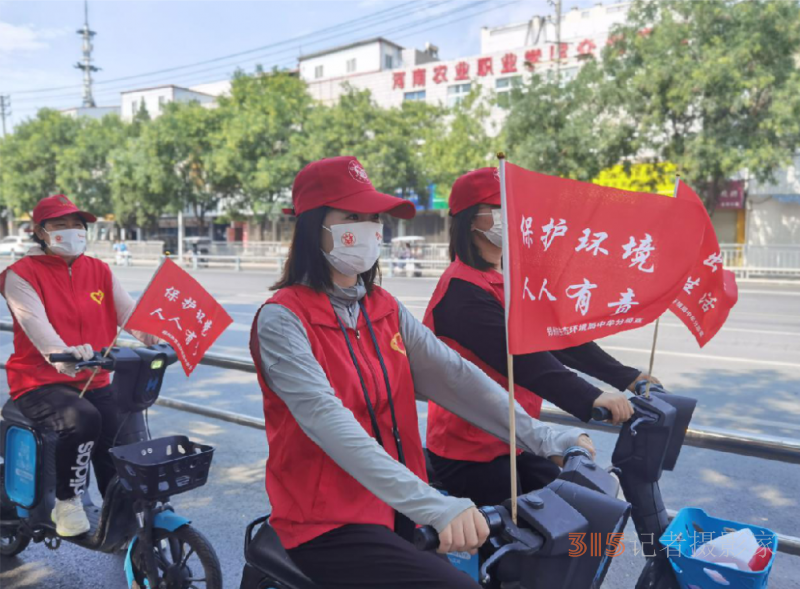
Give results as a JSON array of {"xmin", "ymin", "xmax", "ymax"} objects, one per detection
[{"xmin": 0, "ymin": 0, "xmax": 595, "ymax": 128}]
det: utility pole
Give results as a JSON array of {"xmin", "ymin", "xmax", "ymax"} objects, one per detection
[
  {"xmin": 555, "ymin": 0, "xmax": 562, "ymax": 85},
  {"xmin": 75, "ymin": 0, "xmax": 100, "ymax": 108},
  {"xmin": 0, "ymin": 95, "xmax": 10, "ymax": 137}
]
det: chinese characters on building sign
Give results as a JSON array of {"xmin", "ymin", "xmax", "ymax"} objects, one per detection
[{"xmin": 391, "ymin": 40, "xmax": 600, "ymax": 90}]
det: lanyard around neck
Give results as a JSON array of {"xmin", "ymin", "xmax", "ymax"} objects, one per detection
[{"xmin": 332, "ymin": 298, "xmax": 406, "ymax": 466}]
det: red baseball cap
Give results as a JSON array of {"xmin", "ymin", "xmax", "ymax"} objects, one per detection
[
  {"xmin": 292, "ymin": 156, "xmax": 416, "ymax": 220},
  {"xmin": 449, "ymin": 167, "xmax": 501, "ymax": 216},
  {"xmin": 32, "ymin": 194, "xmax": 97, "ymax": 225}
]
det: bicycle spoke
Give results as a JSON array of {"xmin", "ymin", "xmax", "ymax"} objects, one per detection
[{"xmin": 180, "ymin": 546, "xmax": 195, "ymax": 568}]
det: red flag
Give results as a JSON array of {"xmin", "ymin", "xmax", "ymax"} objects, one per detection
[
  {"xmin": 124, "ymin": 258, "xmax": 233, "ymax": 375},
  {"xmin": 669, "ymin": 182, "xmax": 738, "ymax": 346},
  {"xmin": 503, "ymin": 163, "xmax": 709, "ymax": 355}
]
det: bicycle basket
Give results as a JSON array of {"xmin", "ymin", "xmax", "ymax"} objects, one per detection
[{"xmin": 109, "ymin": 435, "xmax": 214, "ymax": 501}]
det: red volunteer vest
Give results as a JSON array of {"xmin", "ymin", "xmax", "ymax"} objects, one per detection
[
  {"xmin": 249, "ymin": 285, "xmax": 428, "ymax": 549},
  {"xmin": 0, "ymin": 254, "xmax": 118, "ymax": 399},
  {"xmin": 423, "ymin": 259, "xmax": 543, "ymax": 462}
]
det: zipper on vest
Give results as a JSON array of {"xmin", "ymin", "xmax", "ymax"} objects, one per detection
[{"xmin": 355, "ymin": 329, "xmax": 382, "ymax": 414}]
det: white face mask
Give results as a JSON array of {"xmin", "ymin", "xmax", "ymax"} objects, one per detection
[
  {"xmin": 323, "ymin": 221, "xmax": 384, "ymax": 276},
  {"xmin": 474, "ymin": 209, "xmax": 503, "ymax": 248},
  {"xmin": 45, "ymin": 228, "xmax": 87, "ymax": 257}
]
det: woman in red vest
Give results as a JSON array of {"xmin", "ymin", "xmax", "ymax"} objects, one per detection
[
  {"xmin": 0, "ymin": 195, "xmax": 158, "ymax": 537},
  {"xmin": 424, "ymin": 167, "xmax": 661, "ymax": 508},
  {"xmin": 250, "ymin": 156, "xmax": 593, "ymax": 589}
]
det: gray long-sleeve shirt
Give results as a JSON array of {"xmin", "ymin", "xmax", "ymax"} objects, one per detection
[{"xmin": 256, "ymin": 281, "xmax": 586, "ymax": 533}]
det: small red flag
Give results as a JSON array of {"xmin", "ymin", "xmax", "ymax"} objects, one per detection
[
  {"xmin": 669, "ymin": 182, "xmax": 738, "ymax": 346},
  {"xmin": 504, "ymin": 163, "xmax": 709, "ymax": 355},
  {"xmin": 124, "ymin": 258, "xmax": 233, "ymax": 375}
]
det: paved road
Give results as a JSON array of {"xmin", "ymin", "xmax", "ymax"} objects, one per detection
[{"xmin": 1, "ymin": 264, "xmax": 799, "ymax": 587}]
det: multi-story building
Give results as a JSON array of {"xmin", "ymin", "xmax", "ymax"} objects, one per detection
[{"xmin": 120, "ymin": 84, "xmax": 219, "ymax": 122}]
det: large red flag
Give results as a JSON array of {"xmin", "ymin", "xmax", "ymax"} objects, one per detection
[
  {"xmin": 124, "ymin": 259, "xmax": 233, "ymax": 375},
  {"xmin": 669, "ymin": 182, "xmax": 738, "ymax": 346},
  {"xmin": 503, "ymin": 163, "xmax": 709, "ymax": 355}
]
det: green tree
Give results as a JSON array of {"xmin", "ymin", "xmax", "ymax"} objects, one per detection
[
  {"xmin": 297, "ymin": 87, "xmax": 440, "ymax": 205},
  {"xmin": 502, "ymin": 61, "xmax": 633, "ymax": 182},
  {"xmin": 423, "ymin": 89, "xmax": 497, "ymax": 199},
  {"xmin": 151, "ymin": 101, "xmax": 230, "ymax": 230},
  {"xmin": 212, "ymin": 68, "xmax": 312, "ymax": 238},
  {"xmin": 108, "ymin": 125, "xmax": 174, "ymax": 233},
  {"xmin": 0, "ymin": 109, "xmax": 81, "ymax": 215},
  {"xmin": 604, "ymin": 0, "xmax": 800, "ymax": 207},
  {"xmin": 56, "ymin": 114, "xmax": 128, "ymax": 218}
]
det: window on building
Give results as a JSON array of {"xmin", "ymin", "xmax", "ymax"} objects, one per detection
[
  {"xmin": 447, "ymin": 83, "xmax": 472, "ymax": 107},
  {"xmin": 582, "ymin": 10, "xmax": 591, "ymax": 18},
  {"xmin": 495, "ymin": 76, "xmax": 523, "ymax": 108},
  {"xmin": 346, "ymin": 58, "xmax": 357, "ymax": 73},
  {"xmin": 314, "ymin": 65, "xmax": 324, "ymax": 79},
  {"xmin": 403, "ymin": 90, "xmax": 426, "ymax": 102},
  {"xmin": 131, "ymin": 100, "xmax": 137, "ymax": 116},
  {"xmin": 385, "ymin": 54, "xmax": 394, "ymax": 69},
  {"xmin": 157, "ymin": 95, "xmax": 166, "ymax": 113}
]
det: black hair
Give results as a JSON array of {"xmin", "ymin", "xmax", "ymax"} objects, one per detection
[
  {"xmin": 272, "ymin": 206, "xmax": 381, "ymax": 293},
  {"xmin": 30, "ymin": 216, "xmax": 88, "ymax": 250},
  {"xmin": 449, "ymin": 204, "xmax": 495, "ymax": 271}
]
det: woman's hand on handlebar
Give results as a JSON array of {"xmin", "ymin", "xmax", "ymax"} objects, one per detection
[
  {"xmin": 550, "ymin": 434, "xmax": 595, "ymax": 466},
  {"xmin": 593, "ymin": 391, "xmax": 634, "ymax": 425},
  {"xmin": 627, "ymin": 372, "xmax": 660, "ymax": 393},
  {"xmin": 67, "ymin": 344, "xmax": 94, "ymax": 362},
  {"xmin": 437, "ymin": 506, "xmax": 489, "ymax": 555}
]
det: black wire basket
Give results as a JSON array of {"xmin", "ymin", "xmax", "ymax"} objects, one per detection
[{"xmin": 109, "ymin": 435, "xmax": 214, "ymax": 501}]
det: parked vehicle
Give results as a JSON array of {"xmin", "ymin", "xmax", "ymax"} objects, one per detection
[
  {"xmin": 0, "ymin": 236, "xmax": 35, "ymax": 257},
  {"xmin": 1, "ymin": 345, "xmax": 223, "ymax": 589}
]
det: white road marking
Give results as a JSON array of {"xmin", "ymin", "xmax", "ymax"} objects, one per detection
[
  {"xmin": 603, "ymin": 345, "xmax": 800, "ymax": 370},
  {"xmin": 738, "ymin": 289, "xmax": 800, "ymax": 297}
]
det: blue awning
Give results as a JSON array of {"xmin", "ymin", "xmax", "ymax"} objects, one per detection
[{"xmin": 773, "ymin": 194, "xmax": 800, "ymax": 204}]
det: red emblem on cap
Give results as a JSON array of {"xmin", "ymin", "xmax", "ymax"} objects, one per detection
[
  {"xmin": 348, "ymin": 160, "xmax": 370, "ymax": 184},
  {"xmin": 342, "ymin": 232, "xmax": 356, "ymax": 247},
  {"xmin": 55, "ymin": 235, "xmax": 63, "ymax": 243}
]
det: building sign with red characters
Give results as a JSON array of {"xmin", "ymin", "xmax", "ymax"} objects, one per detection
[{"xmin": 390, "ymin": 38, "xmax": 602, "ymax": 92}]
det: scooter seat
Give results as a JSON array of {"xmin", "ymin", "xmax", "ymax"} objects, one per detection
[
  {"xmin": 245, "ymin": 519, "xmax": 320, "ymax": 589},
  {"xmin": 1, "ymin": 399, "xmax": 37, "ymax": 429}
]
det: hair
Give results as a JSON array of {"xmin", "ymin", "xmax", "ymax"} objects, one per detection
[
  {"xmin": 30, "ymin": 216, "xmax": 88, "ymax": 250},
  {"xmin": 449, "ymin": 204, "xmax": 494, "ymax": 271},
  {"xmin": 272, "ymin": 206, "xmax": 381, "ymax": 293}
]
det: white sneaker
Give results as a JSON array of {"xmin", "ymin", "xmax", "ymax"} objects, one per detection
[{"xmin": 51, "ymin": 496, "xmax": 91, "ymax": 537}]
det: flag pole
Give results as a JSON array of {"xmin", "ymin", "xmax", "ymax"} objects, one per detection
[
  {"xmin": 79, "ymin": 256, "xmax": 168, "ymax": 398},
  {"xmin": 643, "ymin": 173, "xmax": 681, "ymax": 399},
  {"xmin": 497, "ymin": 152, "xmax": 518, "ymax": 525}
]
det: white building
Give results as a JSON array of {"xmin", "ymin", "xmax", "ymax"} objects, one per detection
[
  {"xmin": 120, "ymin": 85, "xmax": 217, "ymax": 122},
  {"xmin": 302, "ymin": 1, "xmax": 631, "ymax": 125}
]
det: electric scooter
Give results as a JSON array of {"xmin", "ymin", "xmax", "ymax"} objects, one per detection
[
  {"xmin": 0, "ymin": 345, "xmax": 223, "ymax": 589},
  {"xmin": 238, "ymin": 383, "xmax": 696, "ymax": 589}
]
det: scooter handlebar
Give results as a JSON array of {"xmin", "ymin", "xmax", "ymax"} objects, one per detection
[
  {"xmin": 414, "ymin": 506, "xmax": 504, "ymax": 552},
  {"xmin": 48, "ymin": 351, "xmax": 114, "ymax": 370},
  {"xmin": 591, "ymin": 406, "xmax": 614, "ymax": 422},
  {"xmin": 49, "ymin": 352, "xmax": 87, "ymax": 363}
]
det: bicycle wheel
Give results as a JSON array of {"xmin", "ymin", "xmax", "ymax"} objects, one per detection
[{"xmin": 131, "ymin": 525, "xmax": 222, "ymax": 589}]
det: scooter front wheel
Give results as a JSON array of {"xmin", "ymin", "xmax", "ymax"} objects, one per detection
[
  {"xmin": 131, "ymin": 525, "xmax": 222, "ymax": 589},
  {"xmin": 0, "ymin": 472, "xmax": 31, "ymax": 558}
]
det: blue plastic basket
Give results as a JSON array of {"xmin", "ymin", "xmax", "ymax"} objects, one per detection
[{"xmin": 660, "ymin": 508, "xmax": 778, "ymax": 589}]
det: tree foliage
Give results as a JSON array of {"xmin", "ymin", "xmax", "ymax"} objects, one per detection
[
  {"xmin": 503, "ymin": 61, "xmax": 633, "ymax": 182},
  {"xmin": 0, "ymin": 109, "xmax": 81, "ymax": 215},
  {"xmin": 56, "ymin": 114, "xmax": 128, "ymax": 218},
  {"xmin": 604, "ymin": 0, "xmax": 800, "ymax": 206}
]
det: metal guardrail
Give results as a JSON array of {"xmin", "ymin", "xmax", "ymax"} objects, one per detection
[{"xmin": 1, "ymin": 321, "xmax": 798, "ymax": 556}]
